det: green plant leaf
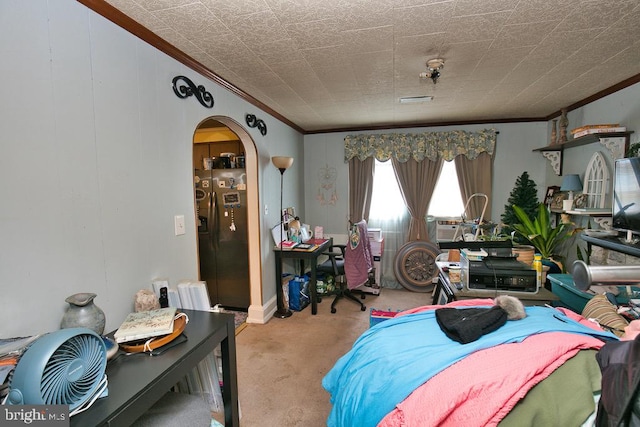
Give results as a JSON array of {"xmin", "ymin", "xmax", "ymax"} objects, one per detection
[{"xmin": 511, "ymin": 203, "xmax": 570, "ymax": 259}]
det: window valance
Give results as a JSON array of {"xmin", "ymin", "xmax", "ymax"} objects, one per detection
[{"xmin": 344, "ymin": 129, "xmax": 497, "ymax": 162}]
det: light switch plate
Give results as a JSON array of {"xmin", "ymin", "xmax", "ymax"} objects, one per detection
[
  {"xmin": 174, "ymin": 215, "xmax": 185, "ymax": 236},
  {"xmin": 218, "ymin": 181, "xmax": 226, "ymax": 188}
]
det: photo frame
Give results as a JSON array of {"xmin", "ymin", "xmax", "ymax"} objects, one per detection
[
  {"xmin": 544, "ymin": 186, "xmax": 560, "ymax": 206},
  {"xmin": 282, "ymin": 207, "xmax": 295, "ymax": 224},
  {"xmin": 573, "ymin": 193, "xmax": 588, "ymax": 209},
  {"xmin": 550, "ymin": 191, "xmax": 567, "ymax": 211}
]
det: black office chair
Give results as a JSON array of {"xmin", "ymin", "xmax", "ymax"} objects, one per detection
[{"xmin": 317, "ymin": 244, "xmax": 367, "ymax": 313}]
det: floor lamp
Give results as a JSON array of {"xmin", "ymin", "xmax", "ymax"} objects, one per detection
[{"xmin": 272, "ymin": 156, "xmax": 294, "ymax": 319}]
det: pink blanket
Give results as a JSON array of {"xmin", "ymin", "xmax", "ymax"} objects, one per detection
[{"xmin": 378, "ymin": 301, "xmax": 606, "ymax": 427}]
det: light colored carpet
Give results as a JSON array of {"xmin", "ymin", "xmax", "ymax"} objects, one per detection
[{"xmin": 223, "ymin": 287, "xmax": 431, "ymax": 426}]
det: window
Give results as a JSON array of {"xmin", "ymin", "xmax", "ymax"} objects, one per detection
[
  {"xmin": 428, "ymin": 160, "xmax": 464, "ymax": 217},
  {"xmin": 369, "ymin": 159, "xmax": 464, "ymax": 220},
  {"xmin": 368, "ymin": 159, "xmax": 463, "ymax": 289},
  {"xmin": 369, "ymin": 160, "xmax": 407, "ymax": 221}
]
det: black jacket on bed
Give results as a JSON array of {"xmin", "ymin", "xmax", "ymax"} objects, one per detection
[{"xmin": 596, "ymin": 334, "xmax": 640, "ymax": 427}]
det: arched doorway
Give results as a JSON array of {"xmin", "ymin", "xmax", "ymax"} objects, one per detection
[{"xmin": 192, "ymin": 117, "xmax": 261, "ymax": 318}]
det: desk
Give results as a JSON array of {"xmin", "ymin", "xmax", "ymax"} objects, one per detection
[
  {"xmin": 71, "ymin": 309, "xmax": 239, "ymax": 427},
  {"xmin": 275, "ymin": 238, "xmax": 332, "ymax": 315},
  {"xmin": 434, "ymin": 261, "xmax": 559, "ymax": 306}
]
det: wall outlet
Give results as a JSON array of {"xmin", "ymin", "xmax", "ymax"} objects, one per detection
[{"xmin": 174, "ymin": 215, "xmax": 185, "ymax": 236}]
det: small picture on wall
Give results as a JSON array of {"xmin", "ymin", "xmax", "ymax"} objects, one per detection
[{"xmin": 544, "ymin": 186, "xmax": 560, "ymax": 206}]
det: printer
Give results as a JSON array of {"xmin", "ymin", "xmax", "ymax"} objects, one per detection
[{"xmin": 460, "ymin": 248, "xmax": 537, "ymax": 293}]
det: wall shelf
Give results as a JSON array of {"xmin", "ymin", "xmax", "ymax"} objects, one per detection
[
  {"xmin": 582, "ymin": 234, "xmax": 640, "ymax": 258},
  {"xmin": 564, "ymin": 209, "xmax": 611, "ymax": 216},
  {"xmin": 533, "ymin": 131, "xmax": 633, "ymax": 175}
]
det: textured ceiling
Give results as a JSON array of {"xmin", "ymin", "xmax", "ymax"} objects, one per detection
[{"xmin": 100, "ymin": 0, "xmax": 640, "ymax": 133}]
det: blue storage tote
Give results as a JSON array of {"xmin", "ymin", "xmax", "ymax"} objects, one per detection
[
  {"xmin": 548, "ymin": 273, "xmax": 640, "ymax": 313},
  {"xmin": 548, "ymin": 274, "xmax": 593, "ymax": 313}
]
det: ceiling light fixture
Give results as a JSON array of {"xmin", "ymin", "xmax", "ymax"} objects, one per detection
[
  {"xmin": 419, "ymin": 58, "xmax": 445, "ymax": 84},
  {"xmin": 399, "ymin": 96, "xmax": 434, "ymax": 104}
]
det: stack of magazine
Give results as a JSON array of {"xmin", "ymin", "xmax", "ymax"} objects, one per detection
[
  {"xmin": 114, "ymin": 307, "xmax": 176, "ymax": 343},
  {"xmin": 147, "ymin": 279, "xmax": 225, "ymax": 414}
]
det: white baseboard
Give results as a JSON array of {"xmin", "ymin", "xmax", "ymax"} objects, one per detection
[{"xmin": 246, "ymin": 295, "xmax": 277, "ymax": 324}]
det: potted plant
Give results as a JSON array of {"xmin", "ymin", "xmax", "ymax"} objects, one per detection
[{"xmin": 511, "ymin": 203, "xmax": 574, "ymax": 269}]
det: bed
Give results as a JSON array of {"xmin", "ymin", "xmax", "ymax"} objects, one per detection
[{"xmin": 322, "ymin": 298, "xmax": 619, "ymax": 427}]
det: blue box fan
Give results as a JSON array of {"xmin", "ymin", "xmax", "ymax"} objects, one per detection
[{"xmin": 6, "ymin": 327, "xmax": 108, "ymax": 416}]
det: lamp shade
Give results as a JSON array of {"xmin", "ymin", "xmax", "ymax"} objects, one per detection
[
  {"xmin": 560, "ymin": 174, "xmax": 582, "ymax": 192},
  {"xmin": 271, "ymin": 156, "xmax": 294, "ymax": 170}
]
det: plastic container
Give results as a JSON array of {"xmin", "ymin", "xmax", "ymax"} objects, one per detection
[
  {"xmin": 548, "ymin": 274, "xmax": 593, "ymax": 312},
  {"xmin": 548, "ymin": 273, "xmax": 640, "ymax": 313}
]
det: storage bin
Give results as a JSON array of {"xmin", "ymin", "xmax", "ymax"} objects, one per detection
[
  {"xmin": 548, "ymin": 274, "xmax": 592, "ymax": 312},
  {"xmin": 369, "ymin": 309, "xmax": 401, "ymax": 327},
  {"xmin": 548, "ymin": 274, "xmax": 640, "ymax": 313}
]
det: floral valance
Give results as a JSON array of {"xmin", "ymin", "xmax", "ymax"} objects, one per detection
[{"xmin": 344, "ymin": 129, "xmax": 497, "ymax": 162}]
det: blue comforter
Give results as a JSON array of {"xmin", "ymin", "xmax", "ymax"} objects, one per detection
[{"xmin": 322, "ymin": 306, "xmax": 616, "ymax": 427}]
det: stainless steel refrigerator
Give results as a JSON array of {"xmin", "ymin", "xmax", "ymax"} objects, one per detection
[{"xmin": 195, "ymin": 168, "xmax": 249, "ymax": 310}]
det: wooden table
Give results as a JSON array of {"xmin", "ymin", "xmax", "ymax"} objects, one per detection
[
  {"xmin": 275, "ymin": 238, "xmax": 332, "ymax": 315},
  {"xmin": 435, "ymin": 261, "xmax": 559, "ymax": 306},
  {"xmin": 70, "ymin": 309, "xmax": 239, "ymax": 427}
]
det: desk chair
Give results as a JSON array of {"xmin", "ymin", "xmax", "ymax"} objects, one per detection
[
  {"xmin": 317, "ymin": 220, "xmax": 373, "ymax": 314},
  {"xmin": 317, "ymin": 244, "xmax": 367, "ymax": 313}
]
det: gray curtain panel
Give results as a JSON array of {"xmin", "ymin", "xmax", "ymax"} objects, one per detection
[
  {"xmin": 348, "ymin": 157, "xmax": 374, "ymax": 224},
  {"xmin": 391, "ymin": 157, "xmax": 443, "ymax": 241},
  {"xmin": 454, "ymin": 152, "xmax": 494, "ymax": 221}
]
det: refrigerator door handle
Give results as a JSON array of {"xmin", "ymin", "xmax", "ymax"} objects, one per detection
[{"xmin": 209, "ymin": 191, "xmax": 217, "ymax": 246}]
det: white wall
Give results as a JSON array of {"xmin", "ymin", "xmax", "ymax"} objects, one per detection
[
  {"xmin": 303, "ymin": 122, "xmax": 548, "ymax": 236},
  {"xmin": 0, "ymin": 0, "xmax": 303, "ymax": 337}
]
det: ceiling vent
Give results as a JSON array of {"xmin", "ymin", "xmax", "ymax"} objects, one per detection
[{"xmin": 399, "ymin": 96, "xmax": 434, "ymax": 104}]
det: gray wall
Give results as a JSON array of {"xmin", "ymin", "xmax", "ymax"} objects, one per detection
[
  {"xmin": 559, "ymin": 83, "xmax": 640, "ymax": 190},
  {"xmin": 0, "ymin": 0, "xmax": 303, "ymax": 337},
  {"xmin": 2, "ymin": 1, "xmax": 640, "ymax": 338},
  {"xmin": 303, "ymin": 122, "xmax": 549, "ymax": 237},
  {"xmin": 302, "ymin": 83, "xmax": 640, "ymax": 267}
]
